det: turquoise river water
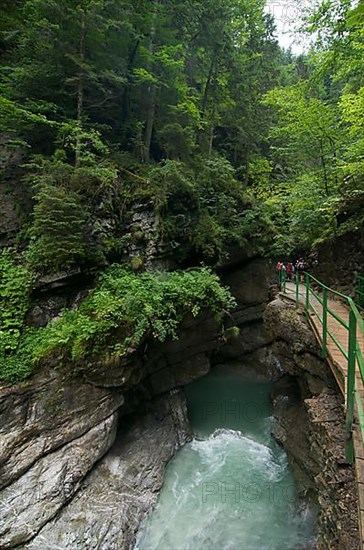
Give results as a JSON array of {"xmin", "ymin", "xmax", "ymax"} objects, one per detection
[{"xmin": 135, "ymin": 368, "xmax": 317, "ymax": 550}]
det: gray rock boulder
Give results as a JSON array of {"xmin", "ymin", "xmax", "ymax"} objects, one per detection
[
  {"xmin": 222, "ymin": 258, "xmax": 271, "ymax": 307},
  {"xmin": 0, "ymin": 370, "xmax": 124, "ymax": 490},
  {"xmin": 0, "ymin": 413, "xmax": 118, "ymax": 549},
  {"xmin": 22, "ymin": 391, "xmax": 190, "ymax": 550},
  {"xmin": 264, "ymin": 298, "xmax": 335, "ymax": 390}
]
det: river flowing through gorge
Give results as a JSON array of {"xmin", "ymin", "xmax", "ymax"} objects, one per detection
[{"xmin": 136, "ymin": 367, "xmax": 317, "ymax": 550}]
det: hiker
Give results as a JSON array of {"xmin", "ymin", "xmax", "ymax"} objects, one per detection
[
  {"xmin": 295, "ymin": 258, "xmax": 306, "ymax": 282},
  {"xmin": 286, "ymin": 262, "xmax": 293, "ymax": 281}
]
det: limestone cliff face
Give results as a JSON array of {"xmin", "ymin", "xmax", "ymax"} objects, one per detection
[
  {"xmin": 1, "ymin": 414, "xmax": 118, "ymax": 549},
  {"xmin": 213, "ymin": 258, "xmax": 273, "ymax": 367},
  {"xmin": 22, "ymin": 391, "xmax": 191, "ymax": 550},
  {"xmin": 311, "ymin": 227, "xmax": 364, "ymax": 296},
  {"xmin": 264, "ymin": 297, "xmax": 360, "ymax": 550},
  {"xmin": 0, "ymin": 257, "xmax": 272, "ymax": 549}
]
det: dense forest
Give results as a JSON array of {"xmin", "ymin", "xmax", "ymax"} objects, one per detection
[{"xmin": 0, "ymin": 0, "xmax": 364, "ymax": 382}]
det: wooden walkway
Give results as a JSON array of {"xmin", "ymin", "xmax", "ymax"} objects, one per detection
[{"xmin": 283, "ymin": 281, "xmax": 364, "ymax": 548}]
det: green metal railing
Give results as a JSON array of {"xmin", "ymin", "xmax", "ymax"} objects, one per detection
[
  {"xmin": 283, "ymin": 272, "xmax": 364, "ymax": 462},
  {"xmin": 356, "ymin": 274, "xmax": 364, "ymax": 309}
]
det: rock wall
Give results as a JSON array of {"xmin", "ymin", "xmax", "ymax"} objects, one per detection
[
  {"xmin": 214, "ymin": 258, "xmax": 272, "ymax": 365},
  {"xmin": 311, "ymin": 227, "xmax": 364, "ymax": 296},
  {"xmin": 0, "ymin": 321, "xmax": 208, "ymax": 549},
  {"xmin": 306, "ymin": 393, "xmax": 359, "ymax": 549},
  {"xmin": 0, "ymin": 139, "xmax": 32, "ymax": 248},
  {"xmin": 264, "ymin": 297, "xmax": 360, "ymax": 550},
  {"xmin": 22, "ymin": 390, "xmax": 190, "ymax": 550},
  {"xmin": 1, "ymin": 414, "xmax": 118, "ymax": 549},
  {"xmin": 0, "ymin": 257, "xmax": 272, "ymax": 549},
  {"xmin": 0, "ymin": 370, "xmax": 124, "ymax": 491}
]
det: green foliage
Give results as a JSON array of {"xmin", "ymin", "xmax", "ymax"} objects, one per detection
[
  {"xmin": 27, "ymin": 183, "xmax": 92, "ymax": 273},
  {"xmin": 0, "ymin": 0, "xmax": 288, "ymax": 270},
  {"xmin": 248, "ymin": 157, "xmax": 273, "ymax": 191},
  {"xmin": 0, "ymin": 266, "xmax": 236, "ymax": 383},
  {"xmin": 0, "ymin": 96, "xmax": 55, "ymax": 140},
  {"xmin": 223, "ymin": 326, "xmax": 240, "ymax": 340},
  {"xmin": 348, "ymin": 1, "xmax": 364, "ymax": 27},
  {"xmin": 130, "ymin": 256, "xmax": 144, "ymax": 271},
  {"xmin": 0, "ymin": 250, "xmax": 33, "ymax": 382},
  {"xmin": 145, "ymin": 155, "xmax": 272, "ymax": 262},
  {"xmin": 23, "ymin": 130, "xmax": 118, "ymax": 274},
  {"xmin": 263, "ymin": 83, "xmax": 339, "ymax": 184},
  {"xmin": 340, "ymin": 88, "xmax": 364, "ymax": 178},
  {"xmin": 262, "ymin": 20, "xmax": 364, "ymax": 253},
  {"xmin": 5, "ymin": 0, "xmax": 364, "ymax": 273}
]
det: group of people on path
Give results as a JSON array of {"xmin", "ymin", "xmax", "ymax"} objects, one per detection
[{"xmin": 276, "ymin": 258, "xmax": 308, "ymax": 282}]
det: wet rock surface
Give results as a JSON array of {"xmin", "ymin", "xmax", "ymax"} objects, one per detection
[
  {"xmin": 0, "ymin": 413, "xmax": 118, "ymax": 549},
  {"xmin": 312, "ymin": 227, "xmax": 364, "ymax": 296},
  {"xmin": 213, "ymin": 258, "xmax": 273, "ymax": 366},
  {"xmin": 22, "ymin": 391, "xmax": 190, "ymax": 550},
  {"xmin": 0, "ymin": 370, "xmax": 124, "ymax": 491},
  {"xmin": 271, "ymin": 375, "xmax": 320, "ymax": 496},
  {"xmin": 306, "ymin": 393, "xmax": 359, "ymax": 550},
  {"xmin": 273, "ymin": 389, "xmax": 360, "ymax": 550},
  {"xmin": 264, "ymin": 297, "xmax": 334, "ymax": 389},
  {"xmin": 266, "ymin": 299, "xmax": 360, "ymax": 550}
]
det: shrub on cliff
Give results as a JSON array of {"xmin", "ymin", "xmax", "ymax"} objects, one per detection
[
  {"xmin": 145, "ymin": 156, "xmax": 271, "ymax": 263},
  {"xmin": 0, "ymin": 249, "xmax": 33, "ymax": 381},
  {"xmin": 24, "ymin": 133, "xmax": 118, "ymax": 274},
  {"xmin": 0, "ymin": 266, "xmax": 236, "ymax": 383}
]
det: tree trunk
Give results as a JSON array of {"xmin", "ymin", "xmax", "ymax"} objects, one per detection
[
  {"xmin": 208, "ymin": 124, "xmax": 214, "ymax": 156},
  {"xmin": 320, "ymin": 140, "xmax": 329, "ymax": 195},
  {"xmin": 208, "ymin": 103, "xmax": 216, "ymax": 156},
  {"xmin": 76, "ymin": 10, "xmax": 86, "ymax": 167},
  {"xmin": 201, "ymin": 58, "xmax": 215, "ymax": 120},
  {"xmin": 143, "ymin": 1, "xmax": 159, "ymax": 163},
  {"xmin": 143, "ymin": 84, "xmax": 157, "ymax": 163},
  {"xmin": 245, "ymin": 153, "xmax": 250, "ymax": 186},
  {"xmin": 121, "ymin": 40, "xmax": 140, "ymax": 125},
  {"xmin": 199, "ymin": 56, "xmax": 217, "ymax": 153}
]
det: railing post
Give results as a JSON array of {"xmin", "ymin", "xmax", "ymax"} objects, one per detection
[
  {"xmin": 322, "ymin": 287, "xmax": 328, "ymax": 359},
  {"xmin": 305, "ymin": 273, "xmax": 310, "ymax": 315},
  {"xmin": 282, "ymin": 269, "xmax": 286, "ymax": 294},
  {"xmin": 295, "ymin": 270, "xmax": 299, "ymax": 309},
  {"xmin": 346, "ymin": 309, "xmax": 356, "ymax": 463}
]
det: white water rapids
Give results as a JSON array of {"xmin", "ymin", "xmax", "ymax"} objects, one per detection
[{"xmin": 136, "ymin": 369, "xmax": 316, "ymax": 550}]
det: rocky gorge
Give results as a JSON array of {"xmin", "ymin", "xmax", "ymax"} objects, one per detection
[
  {"xmin": 1, "ymin": 1, "xmax": 364, "ymax": 546},
  {"xmin": 0, "ymin": 257, "xmax": 359, "ymax": 549}
]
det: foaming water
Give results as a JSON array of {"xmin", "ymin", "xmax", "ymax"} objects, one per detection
[{"xmin": 135, "ymin": 369, "xmax": 316, "ymax": 550}]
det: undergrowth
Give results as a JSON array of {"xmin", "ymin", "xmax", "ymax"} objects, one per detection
[{"xmin": 0, "ymin": 262, "xmax": 236, "ymax": 384}]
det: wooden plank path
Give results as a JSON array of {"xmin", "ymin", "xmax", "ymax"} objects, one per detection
[{"xmin": 283, "ymin": 281, "xmax": 364, "ymax": 548}]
